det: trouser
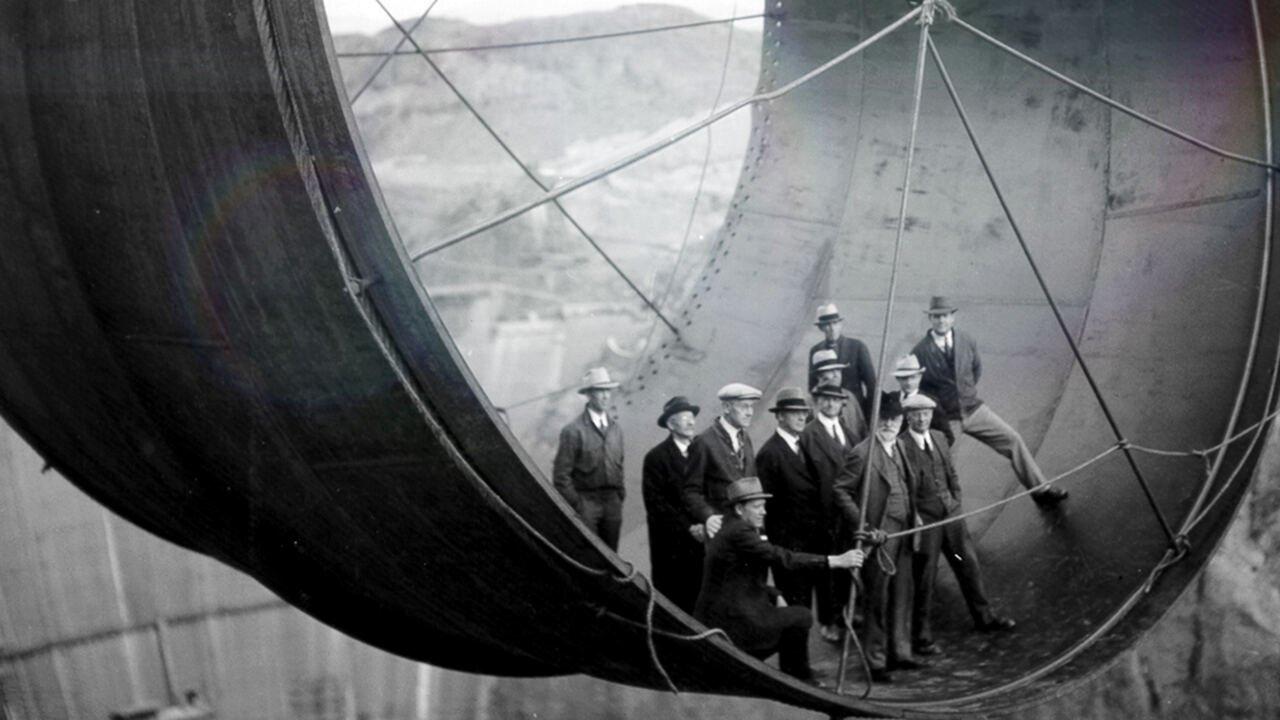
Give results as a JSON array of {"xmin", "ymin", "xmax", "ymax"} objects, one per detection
[
  {"xmin": 818, "ymin": 563, "xmax": 851, "ymax": 628},
  {"xmin": 912, "ymin": 517, "xmax": 994, "ymax": 645},
  {"xmin": 747, "ymin": 607, "xmax": 814, "ymax": 680},
  {"xmin": 650, "ymin": 537, "xmax": 704, "ymax": 614},
  {"xmin": 578, "ymin": 489, "xmax": 624, "ymax": 550},
  {"xmin": 860, "ymin": 517, "xmax": 914, "ymax": 669},
  {"xmin": 950, "ymin": 403, "xmax": 1047, "ymax": 490}
]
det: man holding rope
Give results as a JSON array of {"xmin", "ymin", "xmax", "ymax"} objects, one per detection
[
  {"xmin": 833, "ymin": 392, "xmax": 922, "ymax": 682},
  {"xmin": 695, "ymin": 477, "xmax": 865, "ymax": 686}
]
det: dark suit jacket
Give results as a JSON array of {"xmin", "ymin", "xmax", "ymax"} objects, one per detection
[
  {"xmin": 694, "ymin": 515, "xmax": 827, "ymax": 654},
  {"xmin": 552, "ymin": 408, "xmax": 624, "ymax": 511},
  {"xmin": 684, "ymin": 419, "xmax": 756, "ymax": 522},
  {"xmin": 798, "ymin": 418, "xmax": 850, "ymax": 533},
  {"xmin": 912, "ymin": 329, "xmax": 983, "ymax": 422},
  {"xmin": 809, "ymin": 335, "xmax": 877, "ymax": 419},
  {"xmin": 832, "ymin": 435, "xmax": 917, "ymax": 533},
  {"xmin": 900, "ymin": 429, "xmax": 962, "ymax": 521},
  {"xmin": 755, "ymin": 432, "xmax": 827, "ymax": 552},
  {"xmin": 642, "ymin": 436, "xmax": 705, "ymax": 611}
]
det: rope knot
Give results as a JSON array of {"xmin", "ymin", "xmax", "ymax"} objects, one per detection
[
  {"xmin": 918, "ymin": 0, "xmax": 958, "ymax": 26},
  {"xmin": 1117, "ymin": 439, "xmax": 1132, "ymax": 450}
]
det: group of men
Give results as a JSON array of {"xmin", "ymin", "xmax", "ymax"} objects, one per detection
[{"xmin": 551, "ymin": 297, "xmax": 1066, "ymax": 685}]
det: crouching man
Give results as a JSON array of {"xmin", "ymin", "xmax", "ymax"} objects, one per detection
[{"xmin": 695, "ymin": 477, "xmax": 865, "ymax": 685}]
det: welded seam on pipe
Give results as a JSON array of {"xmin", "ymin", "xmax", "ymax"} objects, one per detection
[
  {"xmin": 337, "ymin": 13, "xmax": 772, "ymax": 58},
  {"xmin": 369, "ymin": 0, "xmax": 682, "ymax": 338},
  {"xmin": 953, "ymin": 16, "xmax": 1280, "ymax": 171},
  {"xmin": 835, "ymin": 3, "xmax": 938, "ymax": 698},
  {"xmin": 926, "ymin": 36, "xmax": 1177, "ymax": 546},
  {"xmin": 412, "ymin": 5, "xmax": 923, "ymax": 260}
]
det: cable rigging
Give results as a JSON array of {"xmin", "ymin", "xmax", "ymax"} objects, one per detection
[{"xmin": 368, "ymin": 0, "xmax": 684, "ymax": 338}]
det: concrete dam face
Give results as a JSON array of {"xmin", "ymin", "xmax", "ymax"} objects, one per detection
[{"xmin": 1, "ymin": 0, "xmax": 1276, "ymax": 716}]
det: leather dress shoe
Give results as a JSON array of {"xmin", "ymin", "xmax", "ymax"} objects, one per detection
[
  {"xmin": 914, "ymin": 640, "xmax": 942, "ymax": 656},
  {"xmin": 1032, "ymin": 485, "xmax": 1069, "ymax": 507},
  {"xmin": 976, "ymin": 615, "xmax": 1017, "ymax": 632}
]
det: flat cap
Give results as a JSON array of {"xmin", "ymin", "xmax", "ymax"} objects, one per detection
[
  {"xmin": 717, "ymin": 382, "xmax": 763, "ymax": 401},
  {"xmin": 902, "ymin": 393, "xmax": 937, "ymax": 411}
]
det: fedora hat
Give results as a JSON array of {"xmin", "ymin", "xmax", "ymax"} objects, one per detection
[
  {"xmin": 811, "ymin": 348, "xmax": 848, "ymax": 373},
  {"xmin": 814, "ymin": 303, "xmax": 843, "ymax": 326},
  {"xmin": 893, "ymin": 354, "xmax": 925, "ymax": 378},
  {"xmin": 657, "ymin": 395, "xmax": 701, "ymax": 428},
  {"xmin": 578, "ymin": 367, "xmax": 621, "ymax": 394},
  {"xmin": 878, "ymin": 390, "xmax": 904, "ymax": 419},
  {"xmin": 726, "ymin": 476, "xmax": 772, "ymax": 504},
  {"xmin": 902, "ymin": 393, "xmax": 937, "ymax": 411},
  {"xmin": 769, "ymin": 386, "xmax": 810, "ymax": 413},
  {"xmin": 925, "ymin": 296, "xmax": 958, "ymax": 315},
  {"xmin": 811, "ymin": 381, "xmax": 848, "ymax": 399},
  {"xmin": 717, "ymin": 383, "xmax": 763, "ymax": 401}
]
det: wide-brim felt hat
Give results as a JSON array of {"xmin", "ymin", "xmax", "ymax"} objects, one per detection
[
  {"xmin": 878, "ymin": 390, "xmax": 904, "ymax": 418},
  {"xmin": 726, "ymin": 476, "xmax": 772, "ymax": 504},
  {"xmin": 578, "ymin": 366, "xmax": 621, "ymax": 394},
  {"xmin": 811, "ymin": 381, "xmax": 848, "ymax": 399},
  {"xmin": 657, "ymin": 395, "xmax": 701, "ymax": 428},
  {"xmin": 893, "ymin": 353, "xmax": 925, "ymax": 378},
  {"xmin": 769, "ymin": 386, "xmax": 810, "ymax": 413},
  {"xmin": 925, "ymin": 296, "xmax": 959, "ymax": 315},
  {"xmin": 813, "ymin": 302, "xmax": 843, "ymax": 326},
  {"xmin": 811, "ymin": 348, "xmax": 848, "ymax": 372}
]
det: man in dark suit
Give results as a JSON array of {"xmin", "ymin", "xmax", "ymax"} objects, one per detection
[
  {"xmin": 756, "ymin": 388, "xmax": 828, "ymax": 634},
  {"xmin": 642, "ymin": 396, "xmax": 707, "ymax": 613},
  {"xmin": 799, "ymin": 381, "xmax": 856, "ymax": 643},
  {"xmin": 900, "ymin": 393, "xmax": 1014, "ymax": 658},
  {"xmin": 833, "ymin": 392, "xmax": 921, "ymax": 682},
  {"xmin": 911, "ymin": 296, "xmax": 1067, "ymax": 507},
  {"xmin": 684, "ymin": 383, "xmax": 761, "ymax": 540},
  {"xmin": 552, "ymin": 367, "xmax": 625, "ymax": 550},
  {"xmin": 695, "ymin": 477, "xmax": 864, "ymax": 684},
  {"xmin": 808, "ymin": 303, "xmax": 877, "ymax": 423}
]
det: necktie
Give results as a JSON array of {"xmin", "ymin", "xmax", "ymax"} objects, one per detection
[
  {"xmin": 945, "ymin": 335, "xmax": 954, "ymax": 363},
  {"xmin": 832, "ymin": 422, "xmax": 845, "ymax": 447},
  {"xmin": 598, "ymin": 416, "xmax": 607, "ymax": 432},
  {"xmin": 735, "ymin": 430, "xmax": 746, "ymax": 468}
]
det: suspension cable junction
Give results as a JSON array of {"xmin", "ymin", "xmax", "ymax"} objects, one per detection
[
  {"xmin": 412, "ymin": 5, "xmax": 924, "ymax": 260},
  {"xmin": 348, "ymin": 0, "xmax": 439, "ymax": 103},
  {"xmin": 370, "ymin": 0, "xmax": 684, "ymax": 338},
  {"xmin": 337, "ymin": 13, "xmax": 774, "ymax": 59}
]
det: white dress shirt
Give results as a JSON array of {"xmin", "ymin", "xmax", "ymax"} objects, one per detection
[
  {"xmin": 776, "ymin": 427, "xmax": 801, "ymax": 454},
  {"xmin": 673, "ymin": 435, "xmax": 691, "ymax": 458},
  {"xmin": 587, "ymin": 407, "xmax": 609, "ymax": 432},
  {"xmin": 817, "ymin": 413, "xmax": 846, "ymax": 446},
  {"xmin": 719, "ymin": 416, "xmax": 744, "ymax": 452},
  {"xmin": 909, "ymin": 428, "xmax": 933, "ymax": 452}
]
